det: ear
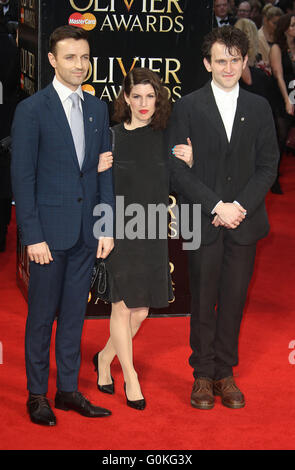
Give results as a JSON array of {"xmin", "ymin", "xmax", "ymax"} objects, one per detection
[
  {"xmin": 203, "ymin": 57, "xmax": 212, "ymax": 73},
  {"xmin": 48, "ymin": 52, "xmax": 56, "ymax": 69},
  {"xmin": 124, "ymin": 92, "xmax": 130, "ymax": 106},
  {"xmin": 242, "ymin": 54, "xmax": 248, "ymax": 70}
]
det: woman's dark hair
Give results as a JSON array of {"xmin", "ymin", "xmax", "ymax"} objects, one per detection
[
  {"xmin": 113, "ymin": 67, "xmax": 171, "ymax": 130},
  {"xmin": 49, "ymin": 25, "xmax": 89, "ymax": 55},
  {"xmin": 202, "ymin": 25, "xmax": 249, "ymax": 62},
  {"xmin": 274, "ymin": 13, "xmax": 295, "ymax": 51}
]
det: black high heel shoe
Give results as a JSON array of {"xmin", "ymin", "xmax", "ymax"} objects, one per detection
[
  {"xmin": 124, "ymin": 382, "xmax": 146, "ymax": 410},
  {"xmin": 92, "ymin": 352, "xmax": 115, "ymax": 395}
]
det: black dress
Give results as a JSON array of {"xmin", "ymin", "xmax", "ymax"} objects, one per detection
[
  {"xmin": 240, "ymin": 66, "xmax": 275, "ymax": 108},
  {"xmin": 271, "ymin": 48, "xmax": 295, "ymax": 155},
  {"xmin": 275, "ymin": 49, "xmax": 295, "ymax": 118},
  {"xmin": 105, "ymin": 122, "xmax": 173, "ymax": 308}
]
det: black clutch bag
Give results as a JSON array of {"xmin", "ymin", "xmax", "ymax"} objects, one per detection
[{"xmin": 90, "ymin": 258, "xmax": 110, "ymax": 303}]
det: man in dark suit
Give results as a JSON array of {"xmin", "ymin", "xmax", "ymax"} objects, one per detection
[
  {"xmin": 0, "ymin": 5, "xmax": 18, "ymax": 251},
  {"xmin": 0, "ymin": 0, "xmax": 18, "ymax": 24},
  {"xmin": 11, "ymin": 25, "xmax": 115, "ymax": 426},
  {"xmin": 168, "ymin": 26, "xmax": 279, "ymax": 410},
  {"xmin": 213, "ymin": 0, "xmax": 236, "ymax": 28},
  {"xmin": 236, "ymin": 1, "xmax": 251, "ymax": 19}
]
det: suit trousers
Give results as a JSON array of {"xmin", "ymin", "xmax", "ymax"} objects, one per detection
[
  {"xmin": 25, "ymin": 234, "xmax": 96, "ymax": 394},
  {"xmin": 188, "ymin": 229, "xmax": 256, "ymax": 380}
]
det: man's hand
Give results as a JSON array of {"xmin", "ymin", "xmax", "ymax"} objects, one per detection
[
  {"xmin": 212, "ymin": 214, "xmax": 227, "ymax": 228},
  {"xmin": 214, "ymin": 202, "xmax": 246, "ymax": 229},
  {"xmin": 97, "ymin": 237, "xmax": 114, "ymax": 259},
  {"xmin": 27, "ymin": 242, "xmax": 53, "ymax": 264}
]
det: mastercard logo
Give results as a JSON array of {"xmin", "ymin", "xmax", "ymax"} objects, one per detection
[
  {"xmin": 68, "ymin": 13, "xmax": 97, "ymax": 31},
  {"xmin": 82, "ymin": 84, "xmax": 96, "ymax": 96}
]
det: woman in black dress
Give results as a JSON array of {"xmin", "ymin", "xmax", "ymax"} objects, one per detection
[
  {"xmin": 93, "ymin": 68, "xmax": 193, "ymax": 410},
  {"xmin": 270, "ymin": 13, "xmax": 295, "ymax": 193}
]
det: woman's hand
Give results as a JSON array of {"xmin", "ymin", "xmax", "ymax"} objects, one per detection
[
  {"xmin": 97, "ymin": 237, "xmax": 114, "ymax": 259},
  {"xmin": 285, "ymin": 99, "xmax": 294, "ymax": 116},
  {"xmin": 98, "ymin": 151, "xmax": 113, "ymax": 173},
  {"xmin": 172, "ymin": 137, "xmax": 194, "ymax": 168}
]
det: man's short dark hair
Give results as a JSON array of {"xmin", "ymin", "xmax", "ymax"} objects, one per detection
[
  {"xmin": 49, "ymin": 25, "xmax": 89, "ymax": 56},
  {"xmin": 202, "ymin": 26, "xmax": 249, "ymax": 62}
]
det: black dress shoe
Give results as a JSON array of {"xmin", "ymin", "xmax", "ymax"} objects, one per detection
[
  {"xmin": 92, "ymin": 352, "xmax": 115, "ymax": 394},
  {"xmin": 55, "ymin": 391, "xmax": 111, "ymax": 417},
  {"xmin": 27, "ymin": 393, "xmax": 56, "ymax": 426},
  {"xmin": 124, "ymin": 383, "xmax": 146, "ymax": 410}
]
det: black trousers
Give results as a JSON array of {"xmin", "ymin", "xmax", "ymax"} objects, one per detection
[{"xmin": 188, "ymin": 230, "xmax": 256, "ymax": 380}]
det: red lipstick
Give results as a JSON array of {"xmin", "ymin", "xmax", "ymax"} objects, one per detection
[{"xmin": 139, "ymin": 110, "xmax": 148, "ymax": 114}]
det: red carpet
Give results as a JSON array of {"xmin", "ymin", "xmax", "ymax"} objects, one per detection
[{"xmin": 1, "ymin": 155, "xmax": 295, "ymax": 450}]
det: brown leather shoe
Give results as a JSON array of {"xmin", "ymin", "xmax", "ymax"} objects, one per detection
[
  {"xmin": 191, "ymin": 377, "xmax": 214, "ymax": 410},
  {"xmin": 213, "ymin": 376, "xmax": 245, "ymax": 409}
]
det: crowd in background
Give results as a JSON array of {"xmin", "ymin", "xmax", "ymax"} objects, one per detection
[
  {"xmin": 0, "ymin": 0, "xmax": 19, "ymax": 252},
  {"xmin": 214, "ymin": 0, "xmax": 295, "ymax": 193}
]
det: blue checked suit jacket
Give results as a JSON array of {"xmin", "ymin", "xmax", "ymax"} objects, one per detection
[{"xmin": 11, "ymin": 83, "xmax": 115, "ymax": 250}]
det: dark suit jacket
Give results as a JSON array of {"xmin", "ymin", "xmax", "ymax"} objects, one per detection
[
  {"xmin": 167, "ymin": 81, "xmax": 279, "ymax": 246},
  {"xmin": 11, "ymin": 83, "xmax": 115, "ymax": 250},
  {"xmin": 3, "ymin": 0, "xmax": 18, "ymax": 23}
]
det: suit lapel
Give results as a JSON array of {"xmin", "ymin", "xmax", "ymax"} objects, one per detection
[
  {"xmin": 45, "ymin": 84, "xmax": 80, "ymax": 171},
  {"xmin": 203, "ymin": 82, "xmax": 248, "ymax": 152},
  {"xmin": 203, "ymin": 82, "xmax": 229, "ymax": 149},
  {"xmin": 81, "ymin": 93, "xmax": 93, "ymax": 170},
  {"xmin": 228, "ymin": 89, "xmax": 247, "ymax": 151}
]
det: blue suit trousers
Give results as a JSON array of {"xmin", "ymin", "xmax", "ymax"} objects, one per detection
[{"xmin": 25, "ymin": 235, "xmax": 96, "ymax": 394}]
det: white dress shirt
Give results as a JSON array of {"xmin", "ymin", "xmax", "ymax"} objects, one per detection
[
  {"xmin": 210, "ymin": 80, "xmax": 243, "ymax": 214},
  {"xmin": 211, "ymin": 80, "xmax": 239, "ymax": 142},
  {"xmin": 52, "ymin": 76, "xmax": 84, "ymax": 126}
]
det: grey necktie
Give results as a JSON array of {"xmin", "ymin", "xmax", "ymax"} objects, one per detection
[{"xmin": 69, "ymin": 93, "xmax": 85, "ymax": 168}]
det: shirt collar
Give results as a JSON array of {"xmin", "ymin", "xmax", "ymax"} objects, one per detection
[
  {"xmin": 216, "ymin": 16, "xmax": 228, "ymax": 22},
  {"xmin": 211, "ymin": 80, "xmax": 239, "ymax": 101},
  {"xmin": 53, "ymin": 76, "xmax": 84, "ymax": 103}
]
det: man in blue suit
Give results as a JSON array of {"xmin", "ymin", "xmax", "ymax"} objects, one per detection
[{"xmin": 11, "ymin": 25, "xmax": 115, "ymax": 426}]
